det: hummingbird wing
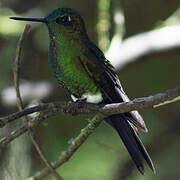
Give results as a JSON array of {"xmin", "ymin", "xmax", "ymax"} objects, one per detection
[
  {"xmin": 76, "ymin": 40, "xmax": 155, "ymax": 174},
  {"xmin": 78, "ymin": 40, "xmax": 147, "ymax": 132}
]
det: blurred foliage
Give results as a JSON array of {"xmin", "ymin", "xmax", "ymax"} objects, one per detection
[
  {"xmin": 0, "ymin": 0, "xmax": 180, "ymax": 180},
  {"xmin": 97, "ymin": 0, "xmax": 111, "ymax": 51},
  {"xmin": 121, "ymin": 0, "xmax": 180, "ymax": 37}
]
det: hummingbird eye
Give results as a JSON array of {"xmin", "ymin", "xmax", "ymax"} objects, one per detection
[{"xmin": 56, "ymin": 15, "xmax": 71, "ymax": 24}]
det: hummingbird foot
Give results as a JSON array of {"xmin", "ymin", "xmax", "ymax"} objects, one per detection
[
  {"xmin": 70, "ymin": 94, "xmax": 87, "ymax": 108},
  {"xmin": 76, "ymin": 99, "xmax": 88, "ymax": 109},
  {"xmin": 71, "ymin": 94, "xmax": 87, "ymax": 102}
]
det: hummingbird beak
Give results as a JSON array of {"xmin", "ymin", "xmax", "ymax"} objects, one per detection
[{"xmin": 10, "ymin": 17, "xmax": 46, "ymax": 23}]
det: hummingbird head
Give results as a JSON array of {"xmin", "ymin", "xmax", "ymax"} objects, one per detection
[
  {"xmin": 10, "ymin": 8, "xmax": 87, "ymax": 39},
  {"xmin": 45, "ymin": 8, "xmax": 86, "ymax": 36}
]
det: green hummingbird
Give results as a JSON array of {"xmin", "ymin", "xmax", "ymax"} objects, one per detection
[{"xmin": 10, "ymin": 8, "xmax": 155, "ymax": 174}]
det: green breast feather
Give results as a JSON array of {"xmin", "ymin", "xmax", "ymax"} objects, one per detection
[{"xmin": 48, "ymin": 35, "xmax": 99, "ymax": 97}]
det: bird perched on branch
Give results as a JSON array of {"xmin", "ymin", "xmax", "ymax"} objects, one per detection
[{"xmin": 10, "ymin": 8, "xmax": 155, "ymax": 174}]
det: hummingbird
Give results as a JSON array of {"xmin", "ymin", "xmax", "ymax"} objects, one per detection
[{"xmin": 10, "ymin": 8, "xmax": 155, "ymax": 174}]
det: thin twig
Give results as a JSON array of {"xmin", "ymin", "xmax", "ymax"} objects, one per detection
[{"xmin": 13, "ymin": 24, "xmax": 63, "ymax": 180}]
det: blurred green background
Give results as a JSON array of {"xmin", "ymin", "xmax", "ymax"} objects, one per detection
[{"xmin": 0, "ymin": 0, "xmax": 180, "ymax": 180}]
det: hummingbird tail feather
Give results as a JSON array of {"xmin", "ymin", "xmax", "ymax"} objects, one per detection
[{"xmin": 106, "ymin": 114, "xmax": 155, "ymax": 174}]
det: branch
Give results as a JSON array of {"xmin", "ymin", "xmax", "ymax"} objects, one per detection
[
  {"xmin": 29, "ymin": 86, "xmax": 180, "ymax": 179},
  {"xmin": 14, "ymin": 25, "xmax": 30, "ymax": 110},
  {"xmin": 0, "ymin": 108, "xmax": 64, "ymax": 146},
  {"xmin": 30, "ymin": 114, "xmax": 104, "ymax": 179},
  {"xmin": 0, "ymin": 85, "xmax": 179, "ymax": 147},
  {"xmin": 0, "ymin": 85, "xmax": 179, "ymax": 129},
  {"xmin": 0, "ymin": 85, "xmax": 179, "ymax": 179},
  {"xmin": 13, "ymin": 25, "xmax": 63, "ymax": 180}
]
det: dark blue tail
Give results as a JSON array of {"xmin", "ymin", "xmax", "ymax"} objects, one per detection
[{"xmin": 105, "ymin": 114, "xmax": 155, "ymax": 174}]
